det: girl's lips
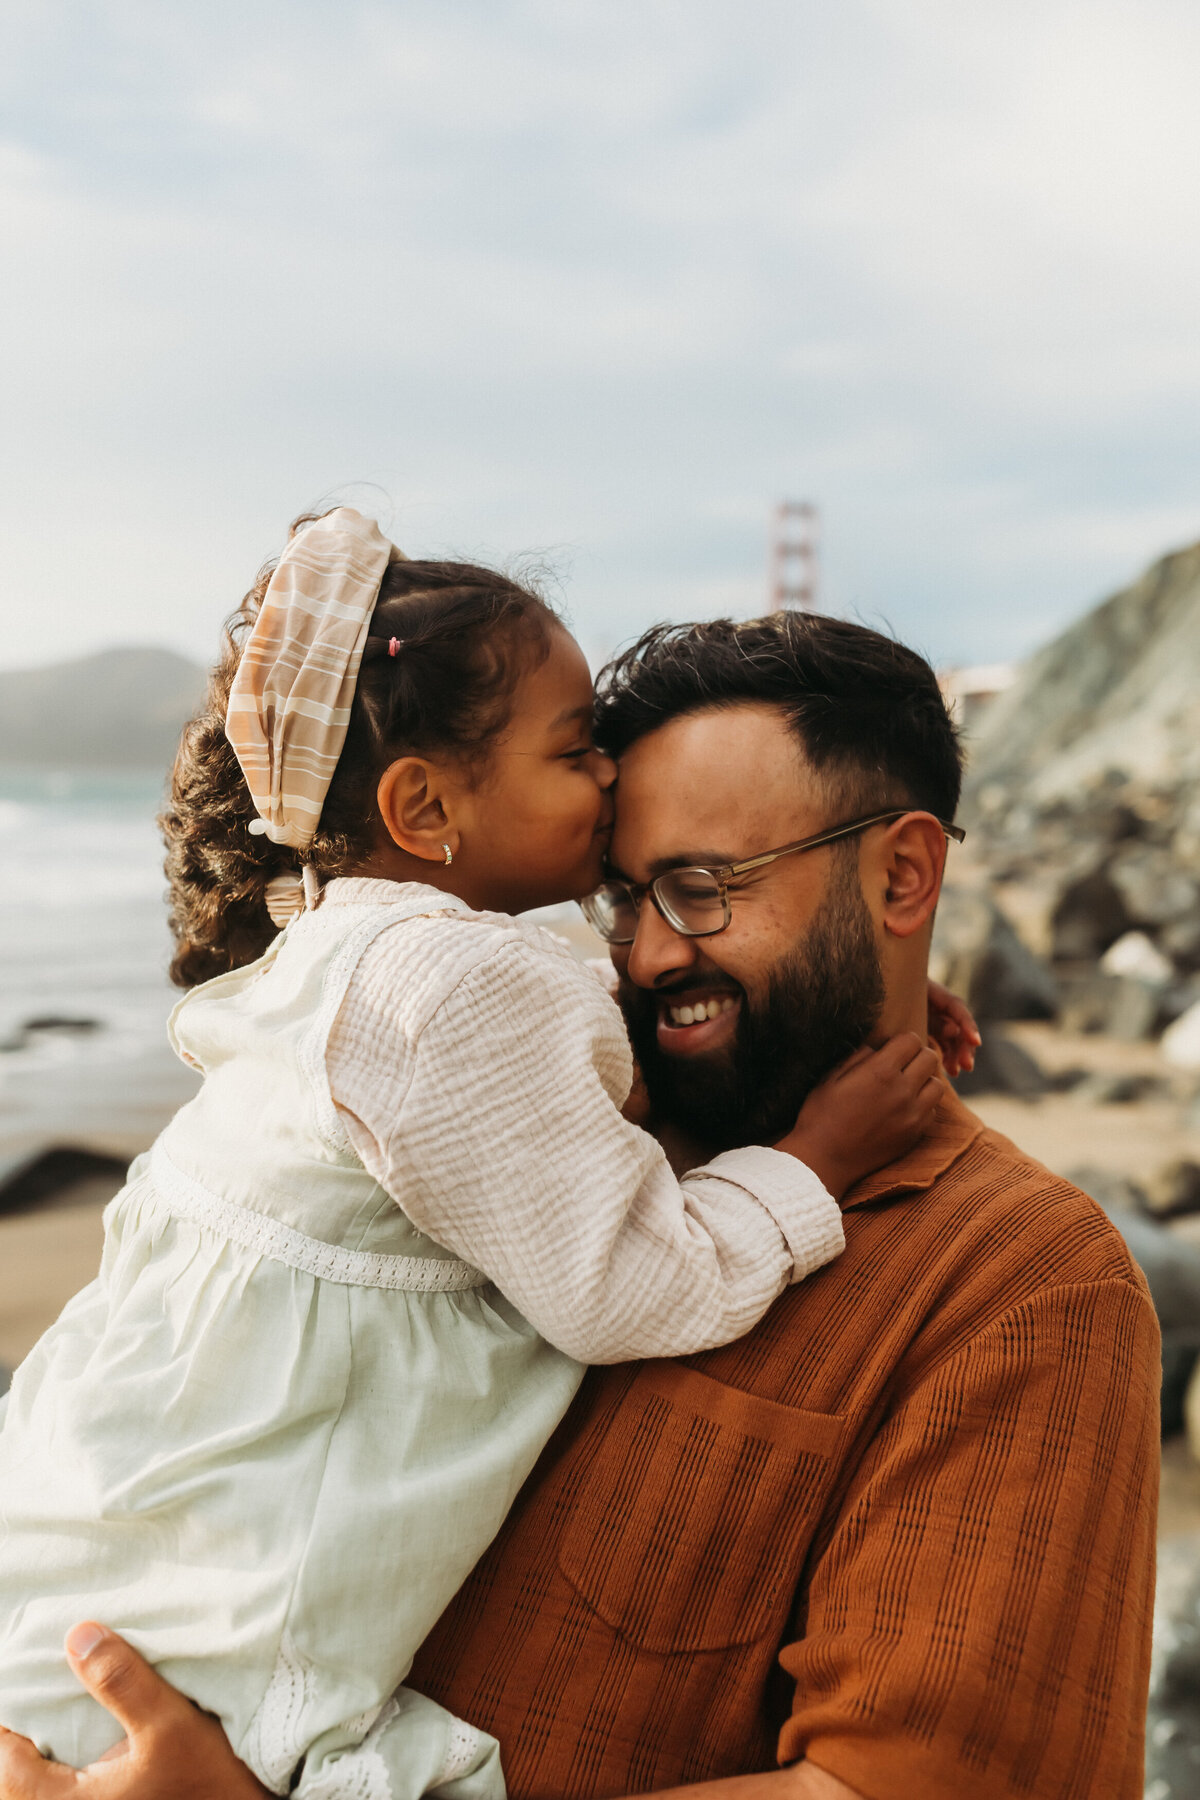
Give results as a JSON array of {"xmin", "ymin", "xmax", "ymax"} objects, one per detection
[{"xmin": 655, "ymin": 992, "xmax": 742, "ymax": 1057}]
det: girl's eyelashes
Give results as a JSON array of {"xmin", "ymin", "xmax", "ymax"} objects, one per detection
[{"xmin": 559, "ymin": 745, "xmax": 594, "ymax": 761}]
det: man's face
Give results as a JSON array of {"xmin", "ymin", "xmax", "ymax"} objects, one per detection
[{"xmin": 607, "ymin": 702, "xmax": 885, "ymax": 1151}]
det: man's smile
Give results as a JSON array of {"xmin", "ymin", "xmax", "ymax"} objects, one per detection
[{"xmin": 654, "ymin": 984, "xmax": 743, "ymax": 1056}]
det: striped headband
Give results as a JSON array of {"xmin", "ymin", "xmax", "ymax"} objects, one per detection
[{"xmin": 225, "ymin": 507, "xmax": 401, "ymax": 854}]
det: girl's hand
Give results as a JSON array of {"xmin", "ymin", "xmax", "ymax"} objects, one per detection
[
  {"xmin": 0, "ymin": 1625, "xmax": 268, "ymax": 1800},
  {"xmin": 776, "ymin": 1033, "xmax": 943, "ymax": 1200},
  {"xmin": 927, "ymin": 979, "xmax": 981, "ymax": 1078}
]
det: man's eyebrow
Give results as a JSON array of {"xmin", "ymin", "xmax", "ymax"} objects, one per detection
[{"xmin": 609, "ymin": 851, "xmax": 736, "ymax": 879}]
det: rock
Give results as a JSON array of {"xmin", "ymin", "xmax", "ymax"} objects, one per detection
[
  {"xmin": 1048, "ymin": 867, "xmax": 1131, "ymax": 963},
  {"xmin": 1163, "ymin": 915, "xmax": 1200, "ymax": 971},
  {"xmin": 1143, "ymin": 1161, "xmax": 1200, "ymax": 1221},
  {"xmin": 1068, "ymin": 1166, "xmax": 1150, "ymax": 1215},
  {"xmin": 1166, "ymin": 1214, "xmax": 1200, "ymax": 1254},
  {"xmin": 1145, "ymin": 1533, "xmax": 1200, "ymax": 1796},
  {"xmin": 961, "ymin": 544, "xmax": 1200, "ymax": 1025},
  {"xmin": 955, "ymin": 1033, "xmax": 1049, "ymax": 1100},
  {"xmin": 1106, "ymin": 976, "xmax": 1167, "ymax": 1041},
  {"xmin": 1108, "ymin": 846, "xmax": 1200, "ymax": 929},
  {"xmin": 1164, "ymin": 1000, "xmax": 1200, "ymax": 1071},
  {"xmin": 1100, "ymin": 929, "xmax": 1175, "ymax": 985},
  {"xmin": 967, "ymin": 540, "xmax": 1200, "ymax": 807},
  {"xmin": 0, "ymin": 1147, "xmax": 130, "ymax": 1218},
  {"xmin": 931, "ymin": 888, "xmax": 1057, "ymax": 1022},
  {"xmin": 1057, "ymin": 968, "xmax": 1166, "ymax": 1039},
  {"xmin": 1067, "ymin": 1071, "xmax": 1151, "ymax": 1106},
  {"xmin": 1163, "ymin": 977, "xmax": 1200, "ymax": 1026},
  {"xmin": 1056, "ymin": 971, "xmax": 1120, "ymax": 1034}
]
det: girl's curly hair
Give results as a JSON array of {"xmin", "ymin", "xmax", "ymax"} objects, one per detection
[{"xmin": 160, "ymin": 516, "xmax": 558, "ymax": 988}]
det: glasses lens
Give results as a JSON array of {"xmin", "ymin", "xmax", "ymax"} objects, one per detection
[
  {"xmin": 581, "ymin": 883, "xmax": 640, "ymax": 944},
  {"xmin": 654, "ymin": 869, "xmax": 728, "ymax": 936}
]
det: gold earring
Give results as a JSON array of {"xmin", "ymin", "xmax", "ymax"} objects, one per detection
[{"xmin": 442, "ymin": 843, "xmax": 454, "ymax": 866}]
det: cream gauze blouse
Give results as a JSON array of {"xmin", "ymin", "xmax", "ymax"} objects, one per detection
[{"xmin": 0, "ymin": 878, "xmax": 843, "ymax": 1800}]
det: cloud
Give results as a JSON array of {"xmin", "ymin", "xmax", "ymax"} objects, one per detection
[{"xmin": 1, "ymin": 0, "xmax": 1199, "ymax": 673}]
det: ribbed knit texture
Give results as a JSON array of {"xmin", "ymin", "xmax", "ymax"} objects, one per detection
[{"xmin": 413, "ymin": 1092, "xmax": 1159, "ymax": 1800}]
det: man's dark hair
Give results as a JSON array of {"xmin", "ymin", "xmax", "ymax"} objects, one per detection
[{"xmin": 594, "ymin": 613, "xmax": 963, "ymax": 822}]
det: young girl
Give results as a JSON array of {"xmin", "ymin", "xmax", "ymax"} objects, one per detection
[{"xmin": 0, "ymin": 510, "xmax": 956, "ymax": 1800}]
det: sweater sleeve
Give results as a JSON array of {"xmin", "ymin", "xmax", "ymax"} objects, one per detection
[{"xmin": 327, "ymin": 930, "xmax": 843, "ymax": 1363}]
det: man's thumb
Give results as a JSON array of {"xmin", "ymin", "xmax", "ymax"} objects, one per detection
[{"xmin": 65, "ymin": 1624, "xmax": 178, "ymax": 1740}]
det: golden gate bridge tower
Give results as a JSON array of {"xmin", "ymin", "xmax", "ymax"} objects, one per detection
[{"xmin": 769, "ymin": 500, "xmax": 819, "ymax": 612}]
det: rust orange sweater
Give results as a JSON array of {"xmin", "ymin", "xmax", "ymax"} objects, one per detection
[{"xmin": 414, "ymin": 1092, "xmax": 1159, "ymax": 1799}]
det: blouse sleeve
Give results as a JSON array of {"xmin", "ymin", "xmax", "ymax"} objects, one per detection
[{"xmin": 327, "ymin": 929, "xmax": 844, "ymax": 1363}]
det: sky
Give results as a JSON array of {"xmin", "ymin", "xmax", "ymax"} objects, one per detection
[{"xmin": 3, "ymin": 0, "xmax": 1200, "ymax": 674}]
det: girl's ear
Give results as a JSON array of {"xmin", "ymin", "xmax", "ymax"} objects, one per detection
[
  {"xmin": 376, "ymin": 758, "xmax": 460, "ymax": 864},
  {"xmin": 877, "ymin": 813, "xmax": 947, "ymax": 939}
]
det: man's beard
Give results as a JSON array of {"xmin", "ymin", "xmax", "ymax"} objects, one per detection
[{"xmin": 621, "ymin": 858, "xmax": 885, "ymax": 1153}]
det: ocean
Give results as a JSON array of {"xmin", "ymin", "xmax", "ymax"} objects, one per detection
[
  {"xmin": 0, "ymin": 770, "xmax": 201, "ymax": 1185},
  {"xmin": 0, "ymin": 770, "xmax": 596, "ymax": 1189}
]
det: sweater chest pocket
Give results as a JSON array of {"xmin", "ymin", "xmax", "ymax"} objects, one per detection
[{"xmin": 558, "ymin": 1361, "xmax": 843, "ymax": 1654}]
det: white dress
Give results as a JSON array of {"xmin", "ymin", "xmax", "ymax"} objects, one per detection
[{"xmin": 0, "ymin": 880, "xmax": 843, "ymax": 1798}]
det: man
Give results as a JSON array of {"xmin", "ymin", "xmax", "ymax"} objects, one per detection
[{"xmin": 0, "ymin": 614, "xmax": 1159, "ymax": 1800}]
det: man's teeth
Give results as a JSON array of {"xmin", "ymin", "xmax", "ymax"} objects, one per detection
[{"xmin": 666, "ymin": 998, "xmax": 737, "ymax": 1026}]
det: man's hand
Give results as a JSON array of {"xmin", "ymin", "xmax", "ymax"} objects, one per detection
[{"xmin": 0, "ymin": 1625, "xmax": 269, "ymax": 1800}]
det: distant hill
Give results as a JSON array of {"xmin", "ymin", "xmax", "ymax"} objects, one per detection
[
  {"xmin": 0, "ymin": 647, "xmax": 208, "ymax": 771},
  {"xmin": 967, "ymin": 541, "xmax": 1200, "ymax": 801}
]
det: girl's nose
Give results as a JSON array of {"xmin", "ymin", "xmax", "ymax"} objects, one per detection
[{"xmin": 591, "ymin": 750, "xmax": 618, "ymax": 789}]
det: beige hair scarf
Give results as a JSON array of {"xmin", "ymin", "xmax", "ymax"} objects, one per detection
[{"xmin": 225, "ymin": 507, "xmax": 400, "ymax": 922}]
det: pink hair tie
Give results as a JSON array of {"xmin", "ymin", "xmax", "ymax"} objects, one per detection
[{"xmin": 388, "ymin": 637, "xmax": 402, "ymax": 657}]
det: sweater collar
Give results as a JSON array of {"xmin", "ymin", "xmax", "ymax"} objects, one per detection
[{"xmin": 840, "ymin": 1084, "xmax": 985, "ymax": 1211}]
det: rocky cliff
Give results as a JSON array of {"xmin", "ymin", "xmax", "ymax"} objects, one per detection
[
  {"xmin": 966, "ymin": 541, "xmax": 1200, "ymax": 803},
  {"xmin": 947, "ymin": 540, "xmax": 1200, "ymax": 1040}
]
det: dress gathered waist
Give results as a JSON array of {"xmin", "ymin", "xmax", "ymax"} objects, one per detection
[{"xmin": 147, "ymin": 1144, "xmax": 488, "ymax": 1294}]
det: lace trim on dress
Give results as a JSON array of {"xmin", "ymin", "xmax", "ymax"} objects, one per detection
[
  {"xmin": 440, "ymin": 1716, "xmax": 488, "ymax": 1783},
  {"xmin": 243, "ymin": 1630, "xmax": 309, "ymax": 1794},
  {"xmin": 299, "ymin": 1698, "xmax": 400, "ymax": 1800},
  {"xmin": 149, "ymin": 1146, "xmax": 487, "ymax": 1293}
]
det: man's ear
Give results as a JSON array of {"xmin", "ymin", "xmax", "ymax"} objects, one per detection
[
  {"xmin": 376, "ymin": 757, "xmax": 460, "ymax": 864},
  {"xmin": 877, "ymin": 813, "xmax": 947, "ymax": 939}
]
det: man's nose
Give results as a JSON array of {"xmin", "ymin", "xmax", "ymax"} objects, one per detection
[{"xmin": 626, "ymin": 897, "xmax": 701, "ymax": 988}]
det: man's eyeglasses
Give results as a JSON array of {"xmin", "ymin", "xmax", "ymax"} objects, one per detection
[{"xmin": 580, "ymin": 809, "xmax": 966, "ymax": 944}]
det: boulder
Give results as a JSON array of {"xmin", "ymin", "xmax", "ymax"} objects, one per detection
[
  {"xmin": 1067, "ymin": 1071, "xmax": 1152, "ymax": 1106},
  {"xmin": 1164, "ymin": 1000, "xmax": 1200, "ymax": 1071},
  {"xmin": 1143, "ymin": 1161, "xmax": 1200, "ymax": 1221},
  {"xmin": 1106, "ymin": 977, "xmax": 1166, "ymax": 1041},
  {"xmin": 1056, "ymin": 971, "xmax": 1120, "ymax": 1034},
  {"xmin": 1108, "ymin": 846, "xmax": 1200, "ymax": 929},
  {"xmin": 931, "ymin": 888, "xmax": 1057, "ymax": 1022},
  {"xmin": 1048, "ymin": 867, "xmax": 1130, "ymax": 962},
  {"xmin": 955, "ymin": 1033, "xmax": 1048, "ymax": 1100},
  {"xmin": 1100, "ymin": 929, "xmax": 1175, "ymax": 985},
  {"xmin": 1145, "ymin": 1534, "xmax": 1200, "ymax": 1796}
]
